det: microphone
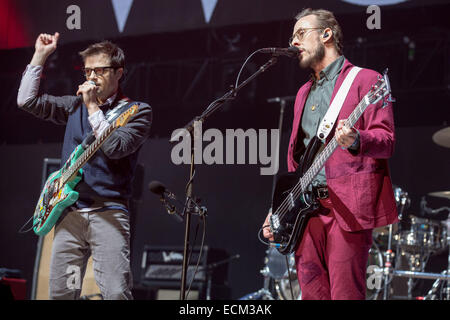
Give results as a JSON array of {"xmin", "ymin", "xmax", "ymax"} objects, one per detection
[
  {"xmin": 149, "ymin": 180, "xmax": 177, "ymax": 200},
  {"xmin": 76, "ymin": 80, "xmax": 97, "ymax": 96},
  {"xmin": 259, "ymin": 46, "xmax": 299, "ymax": 58},
  {"xmin": 149, "ymin": 181, "xmax": 183, "ymax": 222}
]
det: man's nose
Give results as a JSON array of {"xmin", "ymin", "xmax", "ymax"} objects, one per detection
[{"xmin": 86, "ymin": 70, "xmax": 97, "ymax": 80}]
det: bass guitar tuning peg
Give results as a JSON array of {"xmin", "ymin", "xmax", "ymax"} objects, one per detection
[{"xmin": 382, "ymin": 95, "xmax": 396, "ymax": 108}]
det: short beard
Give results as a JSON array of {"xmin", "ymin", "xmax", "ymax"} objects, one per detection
[{"xmin": 299, "ymin": 39, "xmax": 325, "ymax": 70}]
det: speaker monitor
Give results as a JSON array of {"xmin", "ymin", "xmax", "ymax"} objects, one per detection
[{"xmin": 139, "ymin": 245, "xmax": 231, "ymax": 300}]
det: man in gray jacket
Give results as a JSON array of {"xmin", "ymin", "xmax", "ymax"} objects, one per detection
[{"xmin": 17, "ymin": 32, "xmax": 152, "ymax": 299}]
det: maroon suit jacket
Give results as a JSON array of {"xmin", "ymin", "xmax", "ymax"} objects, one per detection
[{"xmin": 287, "ymin": 59, "xmax": 398, "ymax": 232}]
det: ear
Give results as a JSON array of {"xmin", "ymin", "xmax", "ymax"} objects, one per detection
[
  {"xmin": 322, "ymin": 28, "xmax": 333, "ymax": 43},
  {"xmin": 115, "ymin": 67, "xmax": 124, "ymax": 81}
]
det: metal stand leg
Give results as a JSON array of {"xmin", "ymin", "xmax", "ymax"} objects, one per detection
[
  {"xmin": 424, "ymin": 270, "xmax": 448, "ymax": 300},
  {"xmin": 239, "ymin": 265, "xmax": 275, "ymax": 300},
  {"xmin": 383, "ymin": 224, "xmax": 394, "ymax": 300},
  {"xmin": 447, "ymin": 236, "xmax": 450, "ymax": 300}
]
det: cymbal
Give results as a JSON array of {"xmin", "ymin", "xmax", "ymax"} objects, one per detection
[
  {"xmin": 428, "ymin": 191, "xmax": 450, "ymax": 200},
  {"xmin": 432, "ymin": 127, "xmax": 450, "ymax": 148}
]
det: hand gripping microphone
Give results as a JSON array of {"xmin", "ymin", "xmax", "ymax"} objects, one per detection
[
  {"xmin": 259, "ymin": 46, "xmax": 300, "ymax": 58},
  {"xmin": 76, "ymin": 80, "xmax": 97, "ymax": 103}
]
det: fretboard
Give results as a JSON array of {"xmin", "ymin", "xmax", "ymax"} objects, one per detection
[
  {"xmin": 299, "ymin": 95, "xmax": 369, "ymax": 191},
  {"xmin": 61, "ymin": 123, "xmax": 117, "ymax": 184}
]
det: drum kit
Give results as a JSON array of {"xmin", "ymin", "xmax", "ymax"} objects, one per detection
[
  {"xmin": 372, "ymin": 187, "xmax": 450, "ymax": 300},
  {"xmin": 242, "ymin": 127, "xmax": 450, "ymax": 300}
]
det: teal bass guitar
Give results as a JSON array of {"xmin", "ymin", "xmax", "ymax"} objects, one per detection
[{"xmin": 33, "ymin": 104, "xmax": 138, "ymax": 236}]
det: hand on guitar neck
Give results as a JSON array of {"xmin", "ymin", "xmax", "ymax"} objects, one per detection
[
  {"xmin": 335, "ymin": 119, "xmax": 358, "ymax": 149},
  {"xmin": 262, "ymin": 210, "xmax": 274, "ymax": 242}
]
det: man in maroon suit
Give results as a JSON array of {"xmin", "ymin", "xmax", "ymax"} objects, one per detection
[{"xmin": 262, "ymin": 8, "xmax": 398, "ymax": 299}]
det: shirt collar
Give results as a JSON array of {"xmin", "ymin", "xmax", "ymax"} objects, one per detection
[
  {"xmin": 97, "ymin": 91, "xmax": 118, "ymax": 109},
  {"xmin": 311, "ymin": 55, "xmax": 345, "ymax": 83}
]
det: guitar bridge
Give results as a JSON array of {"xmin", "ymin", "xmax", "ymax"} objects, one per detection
[{"xmin": 270, "ymin": 214, "xmax": 280, "ymax": 231}]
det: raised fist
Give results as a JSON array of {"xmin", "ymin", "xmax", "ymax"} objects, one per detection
[{"xmin": 34, "ymin": 32, "xmax": 60, "ymax": 58}]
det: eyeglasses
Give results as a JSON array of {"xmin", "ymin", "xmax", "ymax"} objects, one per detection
[
  {"xmin": 82, "ymin": 66, "xmax": 119, "ymax": 77},
  {"xmin": 288, "ymin": 28, "xmax": 323, "ymax": 46}
]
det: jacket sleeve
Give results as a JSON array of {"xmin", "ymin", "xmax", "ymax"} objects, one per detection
[
  {"xmin": 18, "ymin": 94, "xmax": 78, "ymax": 125},
  {"xmin": 100, "ymin": 102, "xmax": 153, "ymax": 159},
  {"xmin": 17, "ymin": 64, "xmax": 76, "ymax": 124},
  {"xmin": 353, "ymin": 71, "xmax": 395, "ymax": 159}
]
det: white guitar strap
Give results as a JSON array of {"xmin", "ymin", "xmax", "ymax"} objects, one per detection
[{"xmin": 316, "ymin": 66, "xmax": 361, "ymax": 141}]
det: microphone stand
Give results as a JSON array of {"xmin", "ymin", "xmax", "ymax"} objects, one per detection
[
  {"xmin": 172, "ymin": 55, "xmax": 280, "ymax": 300},
  {"xmin": 266, "ymin": 96, "xmax": 295, "ymax": 196},
  {"xmin": 179, "ymin": 149, "xmax": 195, "ymax": 300}
]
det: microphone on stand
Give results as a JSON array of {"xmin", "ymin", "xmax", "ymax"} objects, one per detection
[
  {"xmin": 149, "ymin": 180, "xmax": 177, "ymax": 200},
  {"xmin": 259, "ymin": 46, "xmax": 300, "ymax": 58},
  {"xmin": 149, "ymin": 181, "xmax": 183, "ymax": 222}
]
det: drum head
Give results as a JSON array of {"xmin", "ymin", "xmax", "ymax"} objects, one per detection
[
  {"xmin": 275, "ymin": 253, "xmax": 301, "ymax": 300},
  {"xmin": 399, "ymin": 215, "xmax": 447, "ymax": 252},
  {"xmin": 265, "ymin": 247, "xmax": 289, "ymax": 280}
]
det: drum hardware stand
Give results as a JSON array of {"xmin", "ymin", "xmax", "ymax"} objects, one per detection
[
  {"xmin": 388, "ymin": 239, "xmax": 450, "ymax": 299},
  {"xmin": 410, "ymin": 252, "xmax": 425, "ymax": 299},
  {"xmin": 448, "ymin": 234, "xmax": 450, "ymax": 300},
  {"xmin": 423, "ymin": 270, "xmax": 448, "ymax": 300},
  {"xmin": 392, "ymin": 268, "xmax": 450, "ymax": 299},
  {"xmin": 284, "ymin": 255, "xmax": 295, "ymax": 299},
  {"xmin": 382, "ymin": 224, "xmax": 395, "ymax": 300},
  {"xmin": 258, "ymin": 266, "xmax": 277, "ymax": 300},
  {"xmin": 238, "ymin": 265, "xmax": 276, "ymax": 300},
  {"xmin": 382, "ymin": 188, "xmax": 411, "ymax": 299},
  {"xmin": 393, "ymin": 270, "xmax": 450, "ymax": 280}
]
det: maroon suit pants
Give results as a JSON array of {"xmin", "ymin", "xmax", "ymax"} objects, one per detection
[{"xmin": 295, "ymin": 197, "xmax": 373, "ymax": 300}]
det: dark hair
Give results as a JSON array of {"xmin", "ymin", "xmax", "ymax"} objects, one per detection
[
  {"xmin": 79, "ymin": 40, "xmax": 125, "ymax": 68},
  {"xmin": 295, "ymin": 8, "xmax": 343, "ymax": 55}
]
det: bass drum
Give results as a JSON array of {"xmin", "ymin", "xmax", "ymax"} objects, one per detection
[
  {"xmin": 366, "ymin": 240, "xmax": 384, "ymax": 300},
  {"xmin": 274, "ymin": 253, "xmax": 301, "ymax": 300},
  {"xmin": 272, "ymin": 241, "xmax": 384, "ymax": 300}
]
